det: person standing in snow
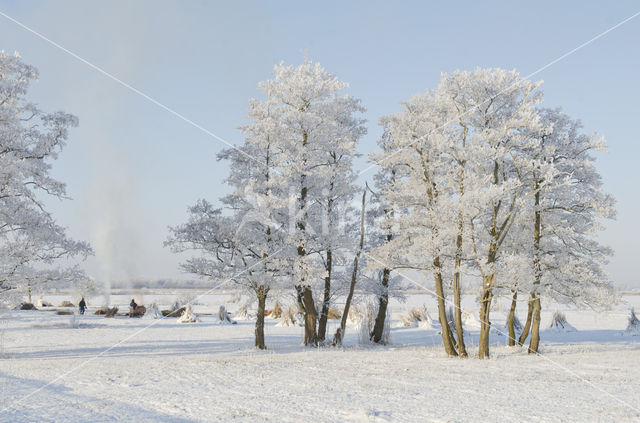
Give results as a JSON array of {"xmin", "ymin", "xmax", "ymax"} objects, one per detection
[
  {"xmin": 78, "ymin": 297, "xmax": 86, "ymax": 315},
  {"xmin": 129, "ymin": 299, "xmax": 137, "ymax": 317}
]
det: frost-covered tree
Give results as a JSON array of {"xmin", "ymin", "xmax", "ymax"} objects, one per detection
[
  {"xmin": 260, "ymin": 60, "xmax": 365, "ymax": 345},
  {"xmin": 0, "ymin": 51, "xmax": 91, "ymax": 304},
  {"xmin": 371, "ymin": 91, "xmax": 462, "ymax": 356},
  {"xmin": 517, "ymin": 108, "xmax": 615, "ymax": 353},
  {"xmin": 315, "ymin": 109, "xmax": 363, "ymax": 342},
  {"xmin": 168, "ymin": 59, "xmax": 365, "ymax": 348},
  {"xmin": 446, "ymin": 69, "xmax": 544, "ymax": 358},
  {"xmin": 366, "ymin": 130, "xmax": 398, "ymax": 344},
  {"xmin": 167, "ymin": 93, "xmax": 289, "ymax": 349},
  {"xmin": 372, "ymin": 69, "xmax": 545, "ymax": 358},
  {"xmin": 333, "ymin": 187, "xmax": 367, "ymax": 346}
]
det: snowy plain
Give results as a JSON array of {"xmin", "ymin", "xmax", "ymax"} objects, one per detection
[{"xmin": 0, "ymin": 291, "xmax": 639, "ymax": 423}]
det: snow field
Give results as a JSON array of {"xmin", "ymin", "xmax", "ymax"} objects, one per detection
[{"xmin": 0, "ymin": 293, "xmax": 639, "ymax": 422}]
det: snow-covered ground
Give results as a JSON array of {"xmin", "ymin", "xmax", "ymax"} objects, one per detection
[{"xmin": 1, "ymin": 292, "xmax": 639, "ymax": 422}]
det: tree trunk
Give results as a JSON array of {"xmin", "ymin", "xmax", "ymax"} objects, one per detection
[
  {"xmin": 507, "ymin": 290, "xmax": 517, "ymax": 347},
  {"xmin": 317, "ymin": 250, "xmax": 332, "ymax": 341},
  {"xmin": 335, "ymin": 259, "xmax": 358, "ymax": 347},
  {"xmin": 334, "ymin": 189, "xmax": 366, "ymax": 347},
  {"xmin": 255, "ymin": 285, "xmax": 268, "ymax": 350},
  {"xmin": 371, "ymin": 183, "xmax": 394, "ymax": 345},
  {"xmin": 528, "ymin": 294, "xmax": 541, "ymax": 354},
  {"xmin": 453, "ymin": 159, "xmax": 467, "ymax": 357},
  {"xmin": 434, "ymin": 259, "xmax": 458, "ymax": 357},
  {"xmin": 477, "ymin": 275, "xmax": 494, "ymax": 359},
  {"xmin": 294, "ymin": 129, "xmax": 315, "ymax": 345},
  {"xmin": 452, "ymin": 251, "xmax": 467, "ymax": 357},
  {"xmin": 518, "ymin": 294, "xmax": 534, "ymax": 346},
  {"xmin": 371, "ymin": 268, "xmax": 390, "ymax": 344},
  {"xmin": 416, "ymin": 151, "xmax": 456, "ymax": 356},
  {"xmin": 296, "ymin": 286, "xmax": 317, "ymax": 346},
  {"xmin": 528, "ymin": 178, "xmax": 542, "ymax": 354}
]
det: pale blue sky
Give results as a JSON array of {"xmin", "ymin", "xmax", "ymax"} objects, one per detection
[{"xmin": 0, "ymin": 1, "xmax": 638, "ymax": 287}]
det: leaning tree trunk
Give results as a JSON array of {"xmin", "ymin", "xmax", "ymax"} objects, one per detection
[
  {"xmin": 371, "ymin": 267, "xmax": 390, "ymax": 344},
  {"xmin": 371, "ymin": 191, "xmax": 394, "ymax": 344},
  {"xmin": 477, "ymin": 274, "xmax": 495, "ymax": 359},
  {"xmin": 255, "ymin": 285, "xmax": 268, "ymax": 350},
  {"xmin": 334, "ymin": 189, "xmax": 366, "ymax": 347},
  {"xmin": 518, "ymin": 294, "xmax": 534, "ymax": 346},
  {"xmin": 507, "ymin": 290, "xmax": 518, "ymax": 346},
  {"xmin": 335, "ymin": 258, "xmax": 358, "ymax": 347},
  {"xmin": 317, "ymin": 250, "xmax": 332, "ymax": 342},
  {"xmin": 528, "ymin": 294, "xmax": 541, "ymax": 354},
  {"xmin": 434, "ymin": 258, "xmax": 458, "ymax": 357}
]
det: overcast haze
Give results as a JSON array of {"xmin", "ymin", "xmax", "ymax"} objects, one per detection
[{"xmin": 1, "ymin": 1, "xmax": 638, "ymax": 287}]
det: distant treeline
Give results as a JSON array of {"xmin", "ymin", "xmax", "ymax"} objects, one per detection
[{"xmin": 109, "ymin": 279, "xmax": 211, "ymax": 290}]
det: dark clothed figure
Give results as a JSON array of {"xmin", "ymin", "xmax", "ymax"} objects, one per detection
[{"xmin": 129, "ymin": 299, "xmax": 137, "ymax": 317}]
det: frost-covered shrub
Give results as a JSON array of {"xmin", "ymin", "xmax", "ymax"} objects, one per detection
[
  {"xmin": 512, "ymin": 314, "xmax": 523, "ymax": 332},
  {"xmin": 399, "ymin": 304, "xmax": 433, "ymax": 329},
  {"xmin": 235, "ymin": 300, "xmax": 256, "ymax": 320},
  {"xmin": 358, "ymin": 315, "xmax": 373, "ymax": 345},
  {"xmin": 447, "ymin": 307, "xmax": 477, "ymax": 335},
  {"xmin": 276, "ymin": 306, "xmax": 302, "ymax": 327},
  {"xmin": 144, "ymin": 302, "xmax": 163, "ymax": 319},
  {"xmin": 178, "ymin": 304, "xmax": 199, "ymax": 323},
  {"xmin": 217, "ymin": 305, "xmax": 236, "ymax": 324},
  {"xmin": 398, "ymin": 310, "xmax": 412, "ymax": 327},
  {"xmin": 549, "ymin": 310, "xmax": 577, "ymax": 332},
  {"xmin": 462, "ymin": 310, "xmax": 481, "ymax": 329},
  {"xmin": 327, "ymin": 308, "xmax": 341, "ymax": 319},
  {"xmin": 348, "ymin": 304, "xmax": 362, "ymax": 324},
  {"xmin": 271, "ymin": 301, "xmax": 283, "ymax": 319},
  {"xmin": 172, "ymin": 294, "xmax": 200, "ymax": 311},
  {"xmin": 275, "ymin": 306, "xmax": 292, "ymax": 326},
  {"xmin": 625, "ymin": 308, "xmax": 639, "ymax": 335},
  {"xmin": 357, "ymin": 302, "xmax": 377, "ymax": 345}
]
